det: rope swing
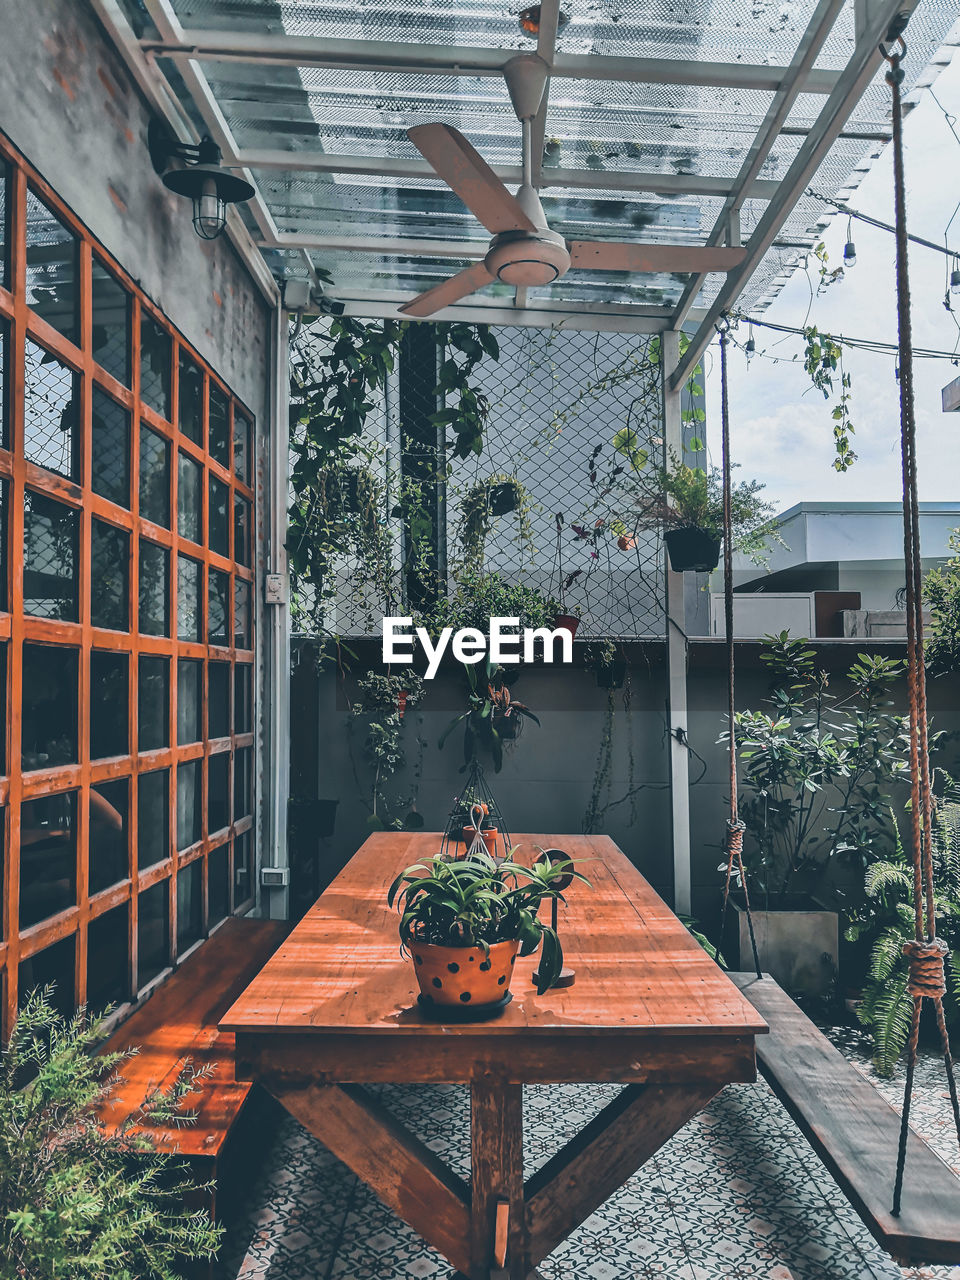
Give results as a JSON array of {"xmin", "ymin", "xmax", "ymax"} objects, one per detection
[
  {"xmin": 882, "ymin": 29, "xmax": 960, "ymax": 1216},
  {"xmin": 716, "ymin": 317, "xmax": 762, "ymax": 980}
]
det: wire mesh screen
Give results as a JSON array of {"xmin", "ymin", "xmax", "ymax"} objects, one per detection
[{"xmin": 291, "ymin": 319, "xmax": 670, "ymax": 640}]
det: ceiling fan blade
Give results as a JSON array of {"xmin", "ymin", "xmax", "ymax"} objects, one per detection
[
  {"xmin": 398, "ymin": 262, "xmax": 494, "ymax": 318},
  {"xmin": 568, "ymin": 242, "xmax": 747, "ymax": 273},
  {"xmin": 408, "ymin": 123, "xmax": 537, "ymax": 235}
]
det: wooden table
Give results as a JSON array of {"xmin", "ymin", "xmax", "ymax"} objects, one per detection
[{"xmin": 222, "ymin": 833, "xmax": 767, "ymax": 1280}]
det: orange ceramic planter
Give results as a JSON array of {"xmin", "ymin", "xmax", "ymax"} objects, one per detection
[
  {"xmin": 460, "ymin": 825, "xmax": 499, "ymax": 855},
  {"xmin": 410, "ymin": 938, "xmax": 519, "ymax": 1007}
]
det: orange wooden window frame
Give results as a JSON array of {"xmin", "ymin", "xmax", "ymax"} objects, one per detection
[{"xmin": 0, "ymin": 129, "xmax": 258, "ymax": 1039}]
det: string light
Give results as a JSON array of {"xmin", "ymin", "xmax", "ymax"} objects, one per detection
[
  {"xmin": 951, "ymin": 258, "xmax": 960, "ymax": 293},
  {"xmin": 744, "ymin": 324, "xmax": 756, "ymax": 358}
]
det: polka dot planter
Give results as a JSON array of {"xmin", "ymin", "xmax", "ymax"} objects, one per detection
[{"xmin": 409, "ymin": 939, "xmax": 519, "ymax": 1007}]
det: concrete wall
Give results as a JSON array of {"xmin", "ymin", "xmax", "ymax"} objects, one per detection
[
  {"xmin": 305, "ymin": 650, "xmax": 675, "ymax": 904},
  {"xmin": 1, "ymin": 0, "xmax": 270, "ymax": 420}
]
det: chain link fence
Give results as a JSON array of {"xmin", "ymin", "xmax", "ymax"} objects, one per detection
[{"xmin": 291, "ymin": 319, "xmax": 685, "ymax": 640}]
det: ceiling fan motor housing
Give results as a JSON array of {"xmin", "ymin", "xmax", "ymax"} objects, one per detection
[{"xmin": 485, "ymin": 228, "xmax": 571, "ymax": 286}]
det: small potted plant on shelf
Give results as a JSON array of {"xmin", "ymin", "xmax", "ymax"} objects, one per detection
[
  {"xmin": 388, "ymin": 849, "xmax": 590, "ymax": 1010},
  {"xmin": 636, "ymin": 451, "xmax": 781, "ymax": 573}
]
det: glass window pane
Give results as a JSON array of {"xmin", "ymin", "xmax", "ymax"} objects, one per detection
[
  {"xmin": 19, "ymin": 936, "xmax": 75, "ymax": 1017},
  {"xmin": 26, "ymin": 189, "xmax": 77, "ymax": 342},
  {"xmin": 91, "ymin": 519, "xmax": 129, "ymax": 631},
  {"xmin": 138, "ymin": 655, "xmax": 168, "ymax": 752},
  {"xmin": 24, "ymin": 489, "xmax": 78, "ymax": 620},
  {"xmin": 22, "ymin": 643, "xmax": 78, "ymax": 770},
  {"xmin": 177, "ymin": 658, "xmax": 201, "ymax": 744},
  {"xmin": 209, "ymin": 384, "xmax": 229, "ymax": 466},
  {"xmin": 234, "ymin": 496, "xmax": 251, "ymax": 567},
  {"xmin": 177, "ymin": 556, "xmax": 202, "ymax": 642},
  {"xmin": 177, "ymin": 655, "xmax": 202, "ymax": 747},
  {"xmin": 91, "ymin": 260, "xmax": 129, "ymax": 385},
  {"xmin": 137, "ymin": 879, "xmax": 169, "ymax": 989},
  {"xmin": 19, "ymin": 791, "xmax": 77, "ymax": 929},
  {"xmin": 90, "ymin": 650, "xmax": 128, "ymax": 759},
  {"xmin": 209, "ymin": 569, "xmax": 229, "ymax": 647},
  {"xmin": 87, "ymin": 904, "xmax": 129, "ymax": 1011},
  {"xmin": 177, "ymin": 453, "xmax": 201, "ymax": 543},
  {"xmin": 139, "ymin": 315, "xmax": 171, "ymax": 420},
  {"xmin": 139, "ymin": 425, "xmax": 170, "ymax": 527},
  {"xmin": 90, "ymin": 779, "xmax": 128, "ymax": 894},
  {"xmin": 0, "ymin": 321, "xmax": 8, "ymax": 453},
  {"xmin": 208, "ymin": 845, "xmax": 229, "ymax": 925},
  {"xmin": 91, "ymin": 388, "xmax": 130, "ymax": 508},
  {"xmin": 137, "ymin": 769, "xmax": 169, "ymax": 870},
  {"xmin": 138, "ymin": 540, "xmax": 169, "ymax": 636},
  {"xmin": 209, "ymin": 751, "xmax": 229, "ymax": 834},
  {"xmin": 0, "ymin": 161, "xmax": 8, "ymax": 289},
  {"xmin": 209, "ymin": 476, "xmax": 229, "ymax": 557},
  {"xmin": 234, "ymin": 665, "xmax": 252, "ymax": 734},
  {"xmin": 209, "ymin": 662, "xmax": 230, "ymax": 738},
  {"xmin": 177, "ymin": 860, "xmax": 202, "ymax": 953},
  {"xmin": 178, "ymin": 354, "xmax": 203, "ymax": 444},
  {"xmin": 234, "ymin": 410, "xmax": 251, "ymax": 482},
  {"xmin": 24, "ymin": 339, "xmax": 78, "ymax": 479},
  {"xmin": 177, "ymin": 759, "xmax": 201, "ymax": 851},
  {"xmin": 234, "ymin": 831, "xmax": 252, "ymax": 906},
  {"xmin": 234, "ymin": 747, "xmax": 252, "ymax": 821},
  {"xmin": 234, "ymin": 578, "xmax": 251, "ymax": 649}
]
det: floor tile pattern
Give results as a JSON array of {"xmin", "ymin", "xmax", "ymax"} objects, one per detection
[{"xmin": 219, "ymin": 1023, "xmax": 960, "ymax": 1280}]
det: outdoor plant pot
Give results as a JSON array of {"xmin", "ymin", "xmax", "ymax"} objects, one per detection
[
  {"xmin": 664, "ymin": 527, "xmax": 721, "ymax": 573},
  {"xmin": 489, "ymin": 482, "xmax": 520, "ymax": 516},
  {"xmin": 726, "ymin": 895, "xmax": 838, "ymax": 996},
  {"xmin": 460, "ymin": 825, "xmax": 499, "ymax": 855},
  {"xmin": 552, "ymin": 613, "xmax": 580, "ymax": 639},
  {"xmin": 410, "ymin": 938, "xmax": 519, "ymax": 1007}
]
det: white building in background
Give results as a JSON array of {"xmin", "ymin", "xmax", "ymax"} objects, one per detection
[{"xmin": 703, "ymin": 502, "xmax": 960, "ymax": 639}]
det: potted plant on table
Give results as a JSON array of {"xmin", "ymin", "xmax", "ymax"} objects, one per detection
[
  {"xmin": 635, "ymin": 451, "xmax": 781, "ymax": 573},
  {"xmin": 388, "ymin": 849, "xmax": 590, "ymax": 1010}
]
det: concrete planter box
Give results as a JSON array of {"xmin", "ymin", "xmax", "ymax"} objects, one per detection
[{"xmin": 728, "ymin": 896, "xmax": 838, "ymax": 996}]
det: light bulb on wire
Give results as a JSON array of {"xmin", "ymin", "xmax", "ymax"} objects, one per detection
[
  {"xmin": 843, "ymin": 217, "xmax": 856, "ymax": 267},
  {"xmin": 950, "ymin": 257, "xmax": 960, "ymax": 294}
]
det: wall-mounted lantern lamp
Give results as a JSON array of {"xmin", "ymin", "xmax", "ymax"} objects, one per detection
[{"xmin": 149, "ymin": 120, "xmax": 255, "ymax": 240}]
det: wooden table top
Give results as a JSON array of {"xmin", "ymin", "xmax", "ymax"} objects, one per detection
[{"xmin": 222, "ymin": 833, "xmax": 766, "ymax": 1040}]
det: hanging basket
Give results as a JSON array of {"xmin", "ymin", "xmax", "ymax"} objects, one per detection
[
  {"xmin": 441, "ymin": 761, "xmax": 511, "ymax": 861},
  {"xmin": 665, "ymin": 527, "xmax": 721, "ymax": 573},
  {"xmin": 489, "ymin": 481, "xmax": 520, "ymax": 516},
  {"xmin": 552, "ymin": 613, "xmax": 580, "ymax": 639}
]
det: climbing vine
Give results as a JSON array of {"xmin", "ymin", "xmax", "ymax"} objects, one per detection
[{"xmin": 803, "ymin": 325, "xmax": 856, "ymax": 472}]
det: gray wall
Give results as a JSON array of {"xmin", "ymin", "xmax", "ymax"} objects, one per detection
[
  {"xmin": 1, "ymin": 0, "xmax": 270, "ymax": 420},
  {"xmin": 308, "ymin": 652, "xmax": 675, "ymax": 903}
]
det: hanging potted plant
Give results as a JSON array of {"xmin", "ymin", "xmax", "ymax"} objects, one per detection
[
  {"xmin": 633, "ymin": 452, "xmax": 781, "ymax": 573},
  {"xmin": 439, "ymin": 660, "xmax": 540, "ymax": 773},
  {"xmin": 550, "ymin": 512, "xmax": 582, "ymax": 637},
  {"xmin": 388, "ymin": 849, "xmax": 590, "ymax": 1011},
  {"xmin": 456, "ymin": 473, "xmax": 533, "ymax": 570}
]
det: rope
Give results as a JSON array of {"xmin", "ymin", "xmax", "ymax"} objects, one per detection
[
  {"xmin": 716, "ymin": 319, "xmax": 762, "ymax": 979},
  {"xmin": 882, "ymin": 34, "xmax": 960, "ymax": 1216}
]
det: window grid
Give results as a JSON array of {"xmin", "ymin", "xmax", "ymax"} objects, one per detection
[{"xmin": 0, "ymin": 132, "xmax": 257, "ymax": 1039}]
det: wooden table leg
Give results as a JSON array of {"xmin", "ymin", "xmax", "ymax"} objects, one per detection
[{"xmin": 469, "ymin": 1074, "xmax": 527, "ymax": 1280}]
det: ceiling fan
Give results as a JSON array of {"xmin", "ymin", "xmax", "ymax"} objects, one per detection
[{"xmin": 399, "ymin": 53, "xmax": 746, "ymax": 317}]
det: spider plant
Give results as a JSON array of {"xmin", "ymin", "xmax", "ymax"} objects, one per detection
[{"xmin": 387, "ymin": 850, "xmax": 590, "ymax": 995}]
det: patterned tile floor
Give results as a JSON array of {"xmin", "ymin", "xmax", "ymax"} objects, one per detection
[{"xmin": 218, "ymin": 1023, "xmax": 960, "ymax": 1280}]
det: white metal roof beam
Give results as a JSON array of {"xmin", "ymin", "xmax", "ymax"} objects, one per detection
[
  {"xmin": 241, "ymin": 150, "xmax": 781, "ymax": 200},
  {"xmin": 86, "ymin": 0, "xmax": 278, "ymax": 304},
  {"xmin": 671, "ymin": 0, "xmax": 846, "ymax": 328},
  {"xmin": 669, "ymin": 0, "xmax": 923, "ymax": 390},
  {"xmin": 140, "ymin": 32, "xmax": 841, "ymax": 94}
]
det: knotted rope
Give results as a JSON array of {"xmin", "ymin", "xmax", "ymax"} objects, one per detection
[
  {"xmin": 883, "ymin": 31, "xmax": 960, "ymax": 1216},
  {"xmin": 716, "ymin": 319, "xmax": 762, "ymax": 979}
]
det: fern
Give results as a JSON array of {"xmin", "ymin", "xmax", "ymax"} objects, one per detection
[{"xmin": 867, "ymin": 968, "xmax": 913, "ymax": 1077}]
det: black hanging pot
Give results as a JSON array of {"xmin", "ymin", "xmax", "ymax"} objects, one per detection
[
  {"xmin": 665, "ymin": 527, "xmax": 721, "ymax": 573},
  {"xmin": 489, "ymin": 482, "xmax": 520, "ymax": 516},
  {"xmin": 595, "ymin": 659, "xmax": 626, "ymax": 690}
]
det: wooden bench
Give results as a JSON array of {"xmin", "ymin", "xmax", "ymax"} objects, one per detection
[
  {"xmin": 730, "ymin": 972, "xmax": 960, "ymax": 1266},
  {"xmin": 98, "ymin": 916, "xmax": 289, "ymax": 1213}
]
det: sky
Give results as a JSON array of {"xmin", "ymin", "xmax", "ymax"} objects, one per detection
[{"xmin": 703, "ymin": 49, "xmax": 960, "ymax": 514}]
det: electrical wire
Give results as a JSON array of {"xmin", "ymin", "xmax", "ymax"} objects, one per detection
[
  {"xmin": 807, "ymin": 188, "xmax": 956, "ymax": 260},
  {"xmin": 734, "ymin": 312, "xmax": 960, "ymax": 362}
]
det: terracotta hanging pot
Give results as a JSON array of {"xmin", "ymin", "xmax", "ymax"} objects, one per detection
[
  {"xmin": 460, "ymin": 825, "xmax": 499, "ymax": 855},
  {"xmin": 664, "ymin": 527, "xmax": 721, "ymax": 573},
  {"xmin": 410, "ymin": 938, "xmax": 519, "ymax": 1007},
  {"xmin": 552, "ymin": 613, "xmax": 580, "ymax": 639}
]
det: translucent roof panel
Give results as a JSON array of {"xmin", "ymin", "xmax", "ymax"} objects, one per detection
[{"xmin": 139, "ymin": 0, "xmax": 960, "ymax": 326}]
